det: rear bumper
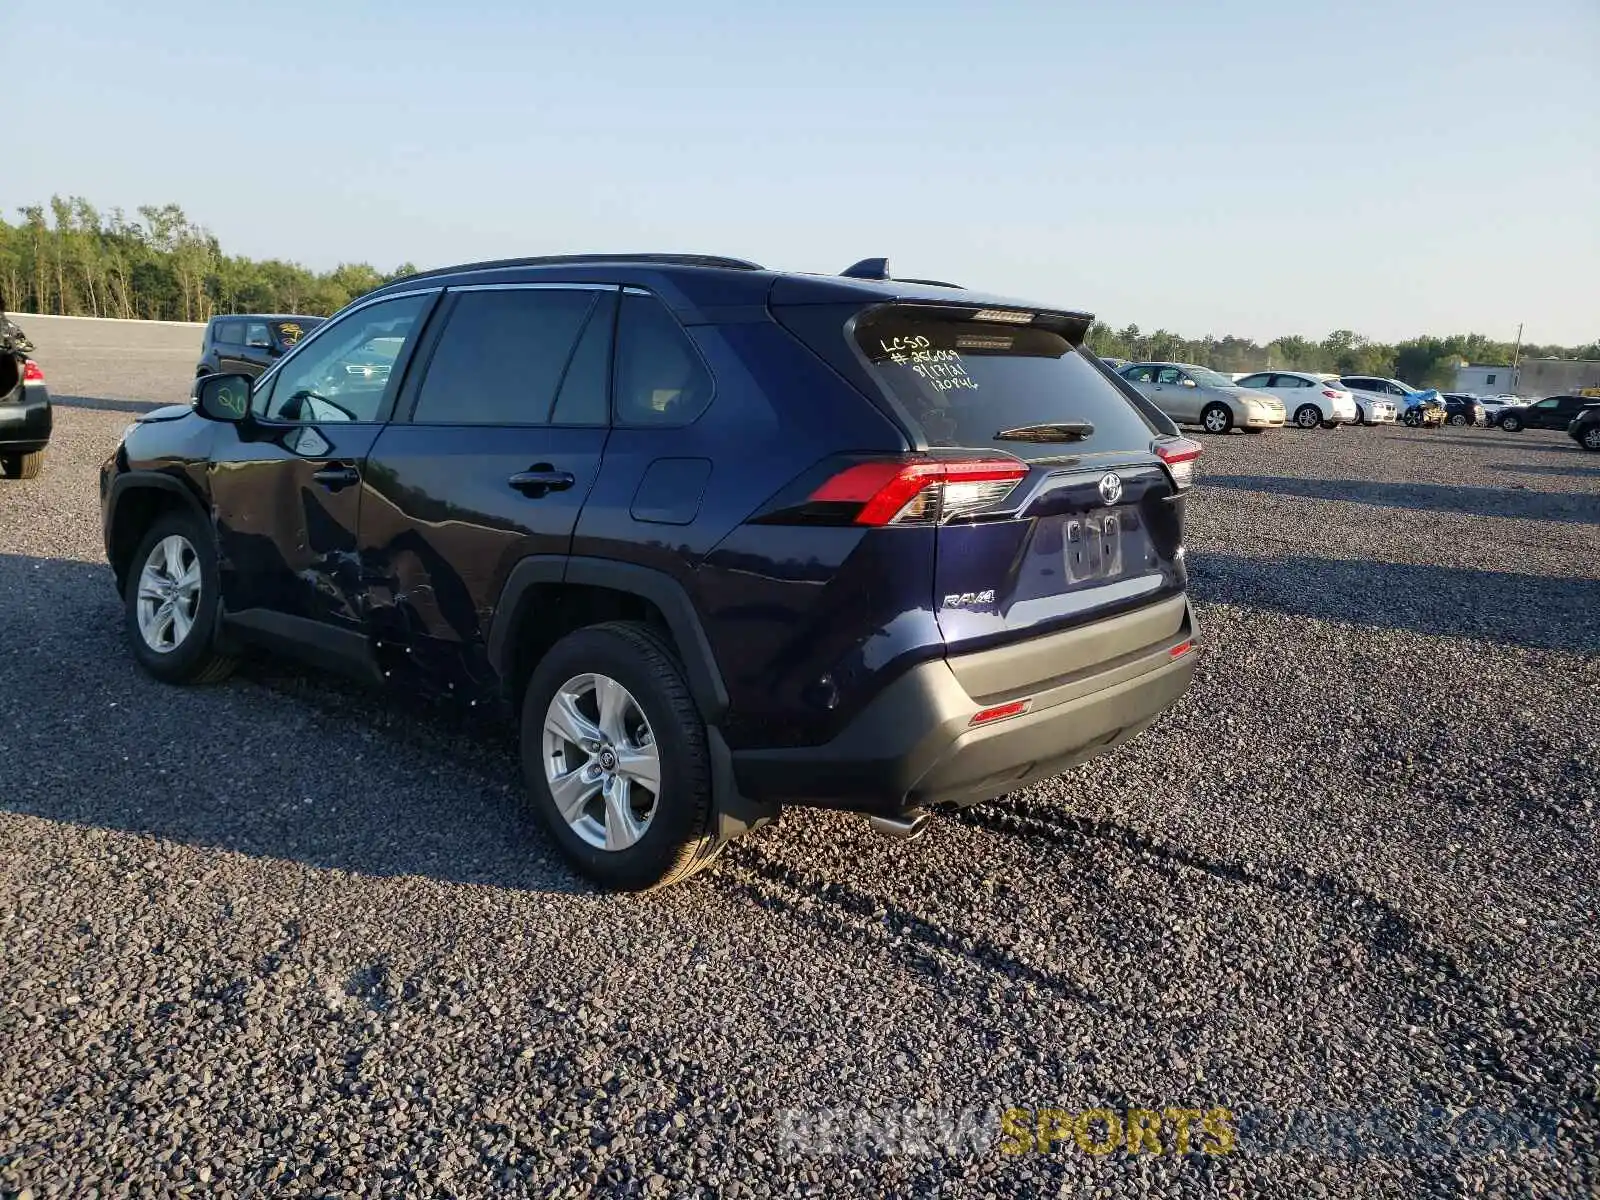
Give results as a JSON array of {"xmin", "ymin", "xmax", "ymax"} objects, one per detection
[
  {"xmin": 732, "ymin": 598, "xmax": 1198, "ymax": 815},
  {"xmin": 0, "ymin": 385, "xmax": 51, "ymax": 450}
]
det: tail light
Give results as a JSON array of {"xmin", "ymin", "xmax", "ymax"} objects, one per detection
[
  {"xmin": 809, "ymin": 457, "xmax": 1028, "ymax": 526},
  {"xmin": 1321, "ymin": 389, "xmax": 1343, "ymax": 399},
  {"xmin": 1154, "ymin": 436, "xmax": 1202, "ymax": 490},
  {"xmin": 22, "ymin": 360, "xmax": 44, "ymax": 383}
]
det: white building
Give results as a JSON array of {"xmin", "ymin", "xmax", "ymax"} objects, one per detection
[
  {"xmin": 1453, "ymin": 363, "xmax": 1515, "ymax": 394},
  {"xmin": 1454, "ymin": 359, "xmax": 1600, "ymax": 397}
]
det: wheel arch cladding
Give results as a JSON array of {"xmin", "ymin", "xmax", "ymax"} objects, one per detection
[
  {"xmin": 107, "ymin": 474, "xmax": 210, "ymax": 591},
  {"xmin": 489, "ymin": 556, "xmax": 730, "ymax": 722}
]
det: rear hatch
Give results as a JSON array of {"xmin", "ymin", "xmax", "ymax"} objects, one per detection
[{"xmin": 779, "ymin": 298, "xmax": 1193, "ymax": 660}]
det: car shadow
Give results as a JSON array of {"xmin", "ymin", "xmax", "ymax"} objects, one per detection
[
  {"xmin": 1428, "ymin": 434, "xmax": 1575, "ymax": 454},
  {"xmin": 1484, "ymin": 462, "xmax": 1600, "ymax": 479},
  {"xmin": 47, "ymin": 393, "xmax": 179, "ymax": 415},
  {"xmin": 0, "ymin": 552, "xmax": 595, "ymax": 896},
  {"xmin": 1203, "ymin": 474, "xmax": 1600, "ymax": 524},
  {"xmin": 1190, "ymin": 551, "xmax": 1600, "ymax": 654}
]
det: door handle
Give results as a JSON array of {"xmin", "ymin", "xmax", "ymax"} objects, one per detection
[
  {"xmin": 508, "ymin": 467, "xmax": 576, "ymax": 497},
  {"xmin": 311, "ymin": 465, "xmax": 360, "ymax": 490}
]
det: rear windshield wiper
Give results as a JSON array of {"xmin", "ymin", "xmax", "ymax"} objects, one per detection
[{"xmin": 994, "ymin": 422, "xmax": 1094, "ymax": 443}]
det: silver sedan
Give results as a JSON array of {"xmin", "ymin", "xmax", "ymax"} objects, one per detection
[{"xmin": 1119, "ymin": 362, "xmax": 1286, "ymax": 434}]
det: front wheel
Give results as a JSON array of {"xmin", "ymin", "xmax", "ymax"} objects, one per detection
[
  {"xmin": 1402, "ymin": 409, "xmax": 1421, "ymax": 427},
  {"xmin": 0, "ymin": 450, "xmax": 43, "ymax": 479},
  {"xmin": 1294, "ymin": 404, "xmax": 1322, "ymax": 429},
  {"xmin": 1581, "ymin": 426, "xmax": 1600, "ymax": 451},
  {"xmin": 1447, "ymin": 412, "xmax": 1468, "ymax": 426},
  {"xmin": 1200, "ymin": 403, "xmax": 1233, "ymax": 435},
  {"xmin": 1500, "ymin": 414, "xmax": 1523, "ymax": 432},
  {"xmin": 520, "ymin": 621, "xmax": 721, "ymax": 891},
  {"xmin": 124, "ymin": 511, "xmax": 236, "ymax": 684}
]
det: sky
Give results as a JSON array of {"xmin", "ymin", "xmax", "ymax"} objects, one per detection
[{"xmin": 11, "ymin": 0, "xmax": 1598, "ymax": 345}]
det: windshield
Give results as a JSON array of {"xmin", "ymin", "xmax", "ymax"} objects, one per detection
[
  {"xmin": 854, "ymin": 307, "xmax": 1156, "ymax": 457},
  {"xmin": 1185, "ymin": 366, "xmax": 1238, "ymax": 388}
]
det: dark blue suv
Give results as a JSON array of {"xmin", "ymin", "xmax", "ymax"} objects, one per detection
[{"xmin": 99, "ymin": 254, "xmax": 1201, "ymax": 889}]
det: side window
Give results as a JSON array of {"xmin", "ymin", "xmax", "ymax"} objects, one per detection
[
  {"xmin": 1124, "ymin": 365, "xmax": 1157, "ymax": 384},
  {"xmin": 613, "ymin": 292, "xmax": 714, "ymax": 426},
  {"xmin": 256, "ymin": 293, "xmax": 429, "ymax": 424},
  {"xmin": 411, "ymin": 288, "xmax": 606, "ymax": 426},
  {"xmin": 244, "ymin": 321, "xmax": 272, "ymax": 349},
  {"xmin": 215, "ymin": 320, "xmax": 242, "ymax": 345},
  {"xmin": 1532, "ymin": 398, "xmax": 1559, "ymax": 409},
  {"xmin": 1270, "ymin": 374, "xmax": 1307, "ymax": 388},
  {"xmin": 1340, "ymin": 377, "xmax": 1365, "ymax": 391},
  {"xmin": 1236, "ymin": 373, "xmax": 1269, "ymax": 388},
  {"xmin": 1156, "ymin": 366, "xmax": 1184, "ymax": 385}
]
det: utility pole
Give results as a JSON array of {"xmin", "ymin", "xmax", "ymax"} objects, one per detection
[{"xmin": 1511, "ymin": 322, "xmax": 1523, "ymax": 393}]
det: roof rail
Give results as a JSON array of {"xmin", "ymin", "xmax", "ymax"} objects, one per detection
[
  {"xmin": 387, "ymin": 253, "xmax": 765, "ymax": 286},
  {"xmin": 897, "ymin": 277, "xmax": 963, "ymax": 289}
]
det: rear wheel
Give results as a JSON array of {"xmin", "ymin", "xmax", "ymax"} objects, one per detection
[
  {"xmin": 0, "ymin": 450, "xmax": 43, "ymax": 479},
  {"xmin": 1500, "ymin": 413, "xmax": 1523, "ymax": 432},
  {"xmin": 1200, "ymin": 403, "xmax": 1233, "ymax": 435},
  {"xmin": 1294, "ymin": 404, "xmax": 1322, "ymax": 429},
  {"xmin": 1581, "ymin": 426, "xmax": 1600, "ymax": 451},
  {"xmin": 1447, "ymin": 412, "xmax": 1468, "ymax": 426},
  {"xmin": 520, "ymin": 621, "xmax": 720, "ymax": 891},
  {"xmin": 124, "ymin": 511, "xmax": 236, "ymax": 684}
]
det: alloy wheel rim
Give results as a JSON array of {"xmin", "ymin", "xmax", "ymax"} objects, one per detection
[
  {"xmin": 1297, "ymin": 408, "xmax": 1319, "ymax": 428},
  {"xmin": 1585, "ymin": 428, "xmax": 1600, "ymax": 449},
  {"xmin": 136, "ymin": 535, "xmax": 202, "ymax": 654},
  {"xmin": 1205, "ymin": 409, "xmax": 1228, "ymax": 432},
  {"xmin": 542, "ymin": 673, "xmax": 660, "ymax": 852}
]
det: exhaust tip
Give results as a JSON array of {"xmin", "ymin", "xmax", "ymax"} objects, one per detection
[{"xmin": 867, "ymin": 809, "xmax": 930, "ymax": 840}]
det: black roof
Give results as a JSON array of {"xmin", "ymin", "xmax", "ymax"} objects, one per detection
[{"xmin": 367, "ymin": 254, "xmax": 1094, "ymax": 333}]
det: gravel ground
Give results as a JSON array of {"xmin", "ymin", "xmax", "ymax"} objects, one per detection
[{"xmin": 2, "ymin": 317, "xmax": 1597, "ymax": 1198}]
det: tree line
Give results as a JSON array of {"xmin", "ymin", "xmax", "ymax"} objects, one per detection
[
  {"xmin": 3, "ymin": 194, "xmax": 1595, "ymax": 388},
  {"xmin": 0, "ymin": 197, "xmax": 415, "ymax": 327}
]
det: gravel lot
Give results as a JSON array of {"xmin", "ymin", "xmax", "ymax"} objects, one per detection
[{"xmin": 3, "ymin": 316, "xmax": 1597, "ymax": 1198}]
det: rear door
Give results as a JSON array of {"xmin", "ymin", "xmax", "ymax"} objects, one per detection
[
  {"xmin": 846, "ymin": 305, "xmax": 1186, "ymax": 651},
  {"xmin": 357, "ymin": 283, "xmax": 616, "ymax": 692}
]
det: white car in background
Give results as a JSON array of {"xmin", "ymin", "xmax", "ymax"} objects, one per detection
[{"xmin": 1232, "ymin": 371, "xmax": 1359, "ymax": 429}]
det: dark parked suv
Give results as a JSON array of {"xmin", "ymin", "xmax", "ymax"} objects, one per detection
[
  {"xmin": 196, "ymin": 314, "xmax": 324, "ymax": 378},
  {"xmin": 100, "ymin": 254, "xmax": 1201, "ymax": 889},
  {"xmin": 1497, "ymin": 394, "xmax": 1599, "ymax": 433}
]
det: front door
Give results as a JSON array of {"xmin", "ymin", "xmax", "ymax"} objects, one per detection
[
  {"xmin": 357, "ymin": 283, "xmax": 618, "ymax": 693},
  {"xmin": 1154, "ymin": 365, "xmax": 1199, "ymax": 422},
  {"xmin": 209, "ymin": 291, "xmax": 437, "ymax": 666}
]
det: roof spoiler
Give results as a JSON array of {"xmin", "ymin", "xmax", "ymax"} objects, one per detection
[{"xmin": 839, "ymin": 258, "xmax": 964, "ymax": 289}]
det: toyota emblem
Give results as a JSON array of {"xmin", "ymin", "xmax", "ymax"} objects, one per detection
[{"xmin": 1098, "ymin": 472, "xmax": 1124, "ymax": 505}]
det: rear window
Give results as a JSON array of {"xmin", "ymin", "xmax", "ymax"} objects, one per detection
[
  {"xmin": 272, "ymin": 319, "xmax": 319, "ymax": 347},
  {"xmin": 853, "ymin": 306, "xmax": 1154, "ymax": 456}
]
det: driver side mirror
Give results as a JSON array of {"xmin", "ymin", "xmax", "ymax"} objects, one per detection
[
  {"xmin": 193, "ymin": 373, "xmax": 254, "ymax": 423},
  {"xmin": 1181, "ymin": 378, "xmax": 1197, "ymax": 388}
]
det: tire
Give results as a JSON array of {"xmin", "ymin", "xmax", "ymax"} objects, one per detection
[
  {"xmin": 1447, "ymin": 413, "xmax": 1468, "ymax": 426},
  {"xmin": 1500, "ymin": 414, "xmax": 1522, "ymax": 432},
  {"xmin": 1294, "ymin": 404, "xmax": 1322, "ymax": 429},
  {"xmin": 0, "ymin": 450, "xmax": 43, "ymax": 479},
  {"xmin": 520, "ymin": 621, "xmax": 720, "ymax": 891},
  {"xmin": 123, "ymin": 510, "xmax": 237, "ymax": 684},
  {"xmin": 1200, "ymin": 403, "xmax": 1233, "ymax": 435},
  {"xmin": 1582, "ymin": 426, "xmax": 1600, "ymax": 451},
  {"xmin": 1402, "ymin": 409, "xmax": 1421, "ymax": 427}
]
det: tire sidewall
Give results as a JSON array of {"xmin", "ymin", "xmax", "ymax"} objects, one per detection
[
  {"xmin": 520, "ymin": 627, "xmax": 711, "ymax": 890},
  {"xmin": 1502, "ymin": 415, "xmax": 1521, "ymax": 432},
  {"xmin": 124, "ymin": 511, "xmax": 225, "ymax": 683},
  {"xmin": 1295, "ymin": 405, "xmax": 1320, "ymax": 429}
]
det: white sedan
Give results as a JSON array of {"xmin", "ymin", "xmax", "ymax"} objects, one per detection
[{"xmin": 1232, "ymin": 371, "xmax": 1360, "ymax": 429}]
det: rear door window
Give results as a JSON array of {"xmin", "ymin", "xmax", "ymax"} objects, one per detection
[
  {"xmin": 853, "ymin": 306, "xmax": 1154, "ymax": 456},
  {"xmin": 412, "ymin": 288, "xmax": 607, "ymax": 426},
  {"xmin": 1123, "ymin": 365, "xmax": 1157, "ymax": 384}
]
